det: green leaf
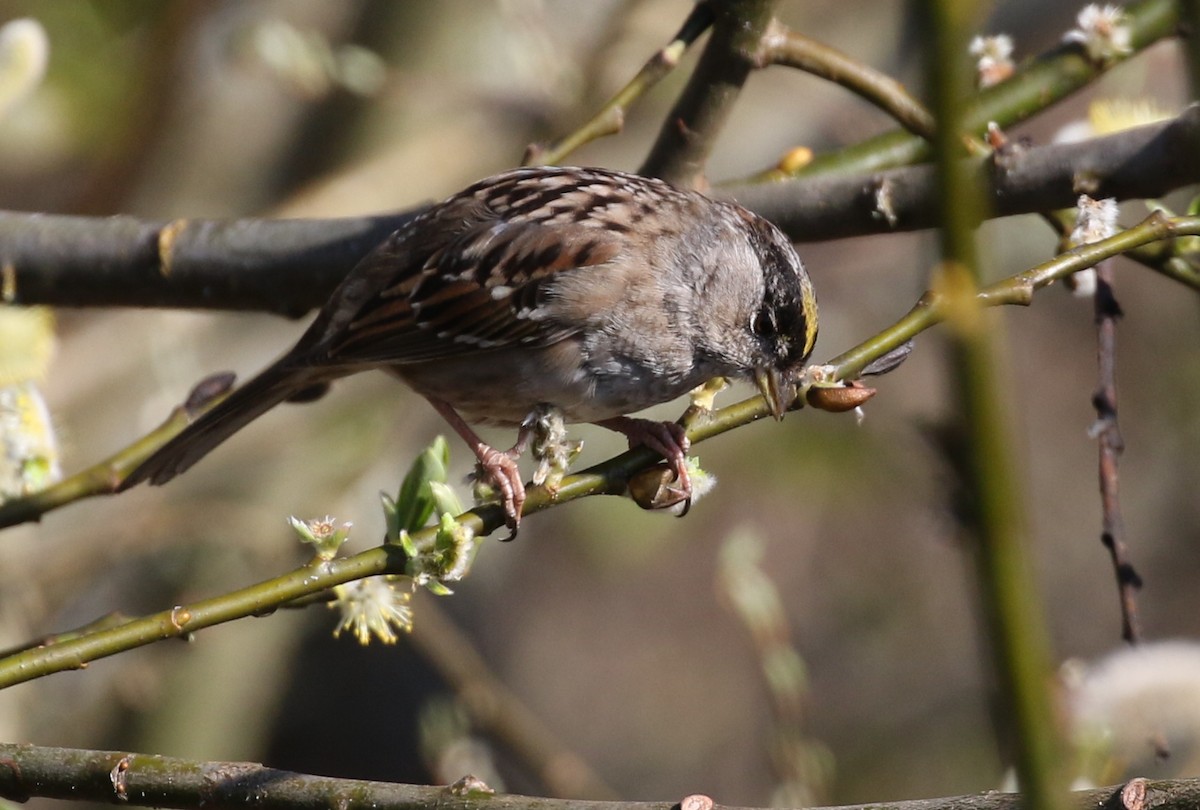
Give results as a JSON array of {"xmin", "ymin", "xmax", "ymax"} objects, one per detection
[
  {"xmin": 428, "ymin": 480, "xmax": 464, "ymax": 518},
  {"xmin": 389, "ymin": 436, "xmax": 450, "ymax": 534}
]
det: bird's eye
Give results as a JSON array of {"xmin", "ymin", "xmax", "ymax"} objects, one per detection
[{"xmin": 750, "ymin": 306, "xmax": 776, "ymax": 338}]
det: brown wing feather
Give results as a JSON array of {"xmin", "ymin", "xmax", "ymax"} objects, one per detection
[
  {"xmin": 321, "ymin": 212, "xmax": 621, "ymax": 366},
  {"xmin": 291, "ymin": 166, "xmax": 669, "ymax": 368}
]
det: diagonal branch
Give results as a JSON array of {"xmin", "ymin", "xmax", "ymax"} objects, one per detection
[
  {"xmin": 759, "ymin": 0, "xmax": 1179, "ymax": 181},
  {"xmin": 755, "ymin": 21, "xmax": 935, "ymax": 139},
  {"xmin": 639, "ymin": 0, "xmax": 781, "ymax": 185},
  {"xmin": 526, "ymin": 2, "xmax": 714, "ymax": 166}
]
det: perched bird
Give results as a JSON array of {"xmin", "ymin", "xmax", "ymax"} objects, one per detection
[{"xmin": 120, "ymin": 166, "xmax": 818, "ymax": 533}]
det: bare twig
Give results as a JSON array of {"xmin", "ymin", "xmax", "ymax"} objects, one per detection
[{"xmin": 1092, "ymin": 260, "xmax": 1144, "ymax": 644}]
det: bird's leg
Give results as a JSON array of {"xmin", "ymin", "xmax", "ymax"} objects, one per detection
[
  {"xmin": 427, "ymin": 398, "xmax": 526, "ymax": 538},
  {"xmin": 595, "ymin": 417, "xmax": 692, "ymax": 507}
]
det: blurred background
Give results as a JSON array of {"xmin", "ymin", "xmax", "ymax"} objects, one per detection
[{"xmin": 1, "ymin": 1, "xmax": 1199, "ymax": 807}]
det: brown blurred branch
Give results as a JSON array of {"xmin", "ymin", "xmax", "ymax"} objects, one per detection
[
  {"xmin": 0, "ymin": 743, "xmax": 1186, "ymax": 810},
  {"xmin": 410, "ymin": 594, "xmax": 617, "ymax": 800},
  {"xmin": 1092, "ymin": 260, "xmax": 1144, "ymax": 644}
]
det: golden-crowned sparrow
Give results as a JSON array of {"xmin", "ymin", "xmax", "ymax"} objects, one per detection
[{"xmin": 120, "ymin": 166, "xmax": 819, "ymax": 532}]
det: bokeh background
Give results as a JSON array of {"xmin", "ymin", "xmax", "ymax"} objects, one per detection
[{"xmin": 2, "ymin": 1, "xmax": 1199, "ymax": 807}]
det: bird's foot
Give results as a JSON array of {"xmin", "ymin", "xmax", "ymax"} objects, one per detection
[{"xmin": 471, "ymin": 444, "xmax": 526, "ymax": 540}]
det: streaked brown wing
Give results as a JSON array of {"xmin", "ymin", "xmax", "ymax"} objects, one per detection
[{"xmin": 320, "ymin": 205, "xmax": 622, "ymax": 366}]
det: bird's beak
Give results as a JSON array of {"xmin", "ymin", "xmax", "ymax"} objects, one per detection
[{"xmin": 755, "ymin": 367, "xmax": 793, "ymax": 421}]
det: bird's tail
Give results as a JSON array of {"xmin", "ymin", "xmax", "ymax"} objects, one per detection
[{"xmin": 119, "ymin": 361, "xmax": 321, "ymax": 490}]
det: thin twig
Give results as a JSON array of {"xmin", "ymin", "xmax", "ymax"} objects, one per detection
[
  {"xmin": 756, "ymin": 21, "xmax": 935, "ymax": 139},
  {"xmin": 1092, "ymin": 260, "xmax": 1143, "ymax": 644},
  {"xmin": 526, "ymin": 3, "xmax": 714, "ymax": 166}
]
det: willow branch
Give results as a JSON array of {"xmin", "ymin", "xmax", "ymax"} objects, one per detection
[
  {"xmin": 757, "ymin": 0, "xmax": 1178, "ymax": 181},
  {"xmin": 921, "ymin": 1, "xmax": 1068, "ymax": 806},
  {"xmin": 3, "ymin": 107, "xmax": 1196, "ymax": 316},
  {"xmin": 756, "ymin": 22, "xmax": 935, "ymax": 139}
]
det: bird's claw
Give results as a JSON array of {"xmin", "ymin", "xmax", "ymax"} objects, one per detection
[
  {"xmin": 475, "ymin": 445, "xmax": 526, "ymax": 540},
  {"xmin": 598, "ymin": 417, "xmax": 693, "ymax": 508}
]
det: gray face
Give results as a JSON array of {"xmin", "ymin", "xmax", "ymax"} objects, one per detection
[{"xmin": 677, "ymin": 204, "xmax": 817, "ymax": 382}]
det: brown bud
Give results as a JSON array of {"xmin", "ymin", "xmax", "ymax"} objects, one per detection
[
  {"xmin": 806, "ymin": 380, "xmax": 876, "ymax": 413},
  {"xmin": 628, "ymin": 464, "xmax": 690, "ymax": 513},
  {"xmin": 185, "ymin": 372, "xmax": 236, "ymax": 414}
]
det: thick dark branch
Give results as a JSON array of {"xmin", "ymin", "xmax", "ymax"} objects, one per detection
[
  {"xmin": 2, "ymin": 109, "xmax": 1198, "ymax": 314},
  {"xmin": 639, "ymin": 0, "xmax": 780, "ymax": 185},
  {"xmin": 0, "ymin": 743, "xmax": 1184, "ymax": 810},
  {"xmin": 0, "ymin": 210, "xmax": 416, "ymax": 315},
  {"xmin": 724, "ymin": 105, "xmax": 1200, "ymax": 240}
]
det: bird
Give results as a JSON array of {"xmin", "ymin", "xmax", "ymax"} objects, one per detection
[{"xmin": 119, "ymin": 166, "xmax": 819, "ymax": 535}]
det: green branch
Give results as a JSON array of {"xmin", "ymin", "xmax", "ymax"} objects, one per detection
[
  {"xmin": 920, "ymin": 0, "xmax": 1067, "ymax": 806},
  {"xmin": 756, "ymin": 0, "xmax": 1178, "ymax": 181}
]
